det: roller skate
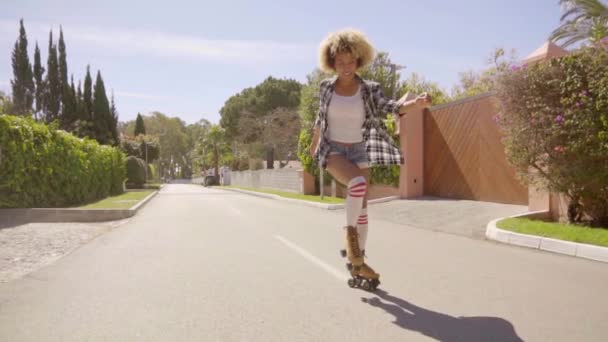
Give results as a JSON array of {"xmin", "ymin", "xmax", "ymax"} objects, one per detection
[
  {"xmin": 339, "ymin": 227, "xmax": 380, "ymax": 291},
  {"xmin": 340, "ymin": 249, "xmax": 381, "ymax": 291}
]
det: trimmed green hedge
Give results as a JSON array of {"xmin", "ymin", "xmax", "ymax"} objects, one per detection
[
  {"xmin": 0, "ymin": 115, "xmax": 126, "ymax": 208},
  {"xmin": 126, "ymin": 156, "xmax": 146, "ymax": 188}
]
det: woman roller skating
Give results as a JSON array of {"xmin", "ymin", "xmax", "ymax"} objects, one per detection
[{"xmin": 310, "ymin": 28, "xmax": 431, "ymax": 291}]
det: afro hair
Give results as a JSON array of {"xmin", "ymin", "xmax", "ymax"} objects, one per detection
[{"xmin": 318, "ymin": 28, "xmax": 375, "ymax": 74}]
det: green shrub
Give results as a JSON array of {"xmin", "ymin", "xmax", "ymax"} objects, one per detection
[
  {"xmin": 0, "ymin": 115, "xmax": 125, "ymax": 208},
  {"xmin": 126, "ymin": 156, "xmax": 146, "ymax": 188},
  {"xmin": 496, "ymin": 46, "xmax": 608, "ymax": 226}
]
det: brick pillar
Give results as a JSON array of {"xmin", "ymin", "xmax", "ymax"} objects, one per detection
[
  {"xmin": 299, "ymin": 169, "xmax": 316, "ymax": 195},
  {"xmin": 398, "ymin": 107, "xmax": 425, "ymax": 198}
]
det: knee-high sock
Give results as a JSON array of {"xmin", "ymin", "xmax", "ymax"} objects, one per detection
[
  {"xmin": 346, "ymin": 176, "xmax": 367, "ymax": 228},
  {"xmin": 357, "ymin": 207, "xmax": 368, "ymax": 251}
]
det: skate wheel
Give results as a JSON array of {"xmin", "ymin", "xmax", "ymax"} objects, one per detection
[
  {"xmin": 346, "ymin": 263, "xmax": 353, "ymax": 271},
  {"xmin": 362, "ymin": 280, "xmax": 371, "ymax": 291},
  {"xmin": 340, "ymin": 249, "xmax": 347, "ymax": 258},
  {"xmin": 347, "ymin": 278, "xmax": 356, "ymax": 288}
]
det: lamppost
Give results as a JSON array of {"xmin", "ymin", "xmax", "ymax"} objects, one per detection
[
  {"xmin": 144, "ymin": 139, "xmax": 149, "ymax": 181},
  {"xmin": 389, "ymin": 63, "xmax": 406, "ymax": 100}
]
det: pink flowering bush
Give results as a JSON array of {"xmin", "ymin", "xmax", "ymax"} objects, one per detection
[{"xmin": 496, "ymin": 47, "xmax": 608, "ymax": 227}]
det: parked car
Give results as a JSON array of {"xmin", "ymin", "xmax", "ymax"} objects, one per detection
[{"xmin": 204, "ymin": 175, "xmax": 219, "ymax": 186}]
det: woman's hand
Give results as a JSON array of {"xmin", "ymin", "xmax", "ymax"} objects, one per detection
[
  {"xmin": 414, "ymin": 92, "xmax": 432, "ymax": 107},
  {"xmin": 399, "ymin": 92, "xmax": 432, "ymax": 115}
]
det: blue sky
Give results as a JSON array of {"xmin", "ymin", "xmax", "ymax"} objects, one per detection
[{"xmin": 1, "ymin": 0, "xmax": 563, "ymax": 125}]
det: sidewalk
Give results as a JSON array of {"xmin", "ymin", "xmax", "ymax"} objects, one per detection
[{"xmin": 0, "ymin": 189, "xmax": 159, "ymax": 228}]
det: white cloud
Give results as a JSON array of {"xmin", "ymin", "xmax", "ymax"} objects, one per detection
[
  {"xmin": 115, "ymin": 91, "xmax": 175, "ymax": 101},
  {"xmin": 0, "ymin": 19, "xmax": 313, "ymax": 64}
]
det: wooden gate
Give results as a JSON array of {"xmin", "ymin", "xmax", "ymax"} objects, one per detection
[{"xmin": 423, "ymin": 93, "xmax": 528, "ymax": 204}]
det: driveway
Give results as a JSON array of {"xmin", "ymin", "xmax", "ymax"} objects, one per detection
[{"xmin": 370, "ymin": 196, "xmax": 528, "ymax": 239}]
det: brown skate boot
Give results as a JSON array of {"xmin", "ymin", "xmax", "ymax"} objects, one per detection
[
  {"xmin": 340, "ymin": 226, "xmax": 364, "ymax": 271},
  {"xmin": 359, "ymin": 262, "xmax": 380, "ymax": 281}
]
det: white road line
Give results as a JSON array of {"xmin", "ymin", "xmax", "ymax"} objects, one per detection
[{"xmin": 274, "ymin": 235, "xmax": 349, "ymax": 282}]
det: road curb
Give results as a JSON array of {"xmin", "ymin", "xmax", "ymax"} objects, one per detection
[
  {"xmin": 218, "ymin": 187, "xmax": 400, "ymax": 210},
  {"xmin": 0, "ymin": 189, "xmax": 160, "ymax": 224},
  {"xmin": 368, "ymin": 196, "xmax": 400, "ymax": 205},
  {"xmin": 486, "ymin": 211, "xmax": 608, "ymax": 263},
  {"xmin": 219, "ymin": 187, "xmax": 343, "ymax": 210}
]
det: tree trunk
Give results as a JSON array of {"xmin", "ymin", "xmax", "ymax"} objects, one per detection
[
  {"xmin": 266, "ymin": 147, "xmax": 274, "ymax": 169},
  {"xmin": 214, "ymin": 147, "xmax": 219, "ymax": 179}
]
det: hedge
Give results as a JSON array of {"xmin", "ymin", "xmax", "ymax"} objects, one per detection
[{"xmin": 0, "ymin": 115, "xmax": 126, "ymax": 208}]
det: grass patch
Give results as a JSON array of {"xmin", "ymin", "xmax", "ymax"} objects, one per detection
[
  {"xmin": 143, "ymin": 183, "xmax": 161, "ymax": 190},
  {"xmin": 79, "ymin": 190, "xmax": 155, "ymax": 209},
  {"xmin": 497, "ymin": 217, "xmax": 608, "ymax": 247},
  {"xmin": 126, "ymin": 183, "xmax": 162, "ymax": 190},
  {"xmin": 223, "ymin": 186, "xmax": 344, "ymax": 204}
]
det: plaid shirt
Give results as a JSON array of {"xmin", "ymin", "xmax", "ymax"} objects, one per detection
[{"xmin": 314, "ymin": 74, "xmax": 405, "ymax": 168}]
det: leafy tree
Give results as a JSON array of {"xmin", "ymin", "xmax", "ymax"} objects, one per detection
[
  {"xmin": 451, "ymin": 48, "xmax": 518, "ymax": 99},
  {"xmin": 398, "ymin": 73, "xmax": 450, "ymax": 106}
]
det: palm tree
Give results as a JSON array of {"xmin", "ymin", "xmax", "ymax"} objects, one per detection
[
  {"xmin": 201, "ymin": 125, "xmax": 228, "ymax": 180},
  {"xmin": 550, "ymin": 0, "xmax": 608, "ymax": 47}
]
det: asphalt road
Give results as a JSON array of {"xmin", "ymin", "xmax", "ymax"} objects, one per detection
[{"xmin": 1, "ymin": 184, "xmax": 607, "ymax": 341}]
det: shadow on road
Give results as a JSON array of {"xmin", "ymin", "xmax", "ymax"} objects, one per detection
[{"xmin": 361, "ymin": 289, "xmax": 524, "ymax": 342}]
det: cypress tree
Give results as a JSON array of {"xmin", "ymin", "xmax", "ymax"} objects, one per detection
[
  {"xmin": 134, "ymin": 113, "xmax": 146, "ymax": 136},
  {"xmin": 58, "ymin": 27, "xmax": 73, "ymax": 129},
  {"xmin": 83, "ymin": 65, "xmax": 93, "ymax": 123},
  {"xmin": 92, "ymin": 70, "xmax": 111, "ymax": 144},
  {"xmin": 109, "ymin": 91, "xmax": 119, "ymax": 145},
  {"xmin": 58, "ymin": 27, "xmax": 68, "ymax": 90},
  {"xmin": 76, "ymin": 80, "xmax": 85, "ymax": 120},
  {"xmin": 10, "ymin": 19, "xmax": 34, "ymax": 116},
  {"xmin": 74, "ymin": 80, "xmax": 90, "ymax": 138},
  {"xmin": 60, "ymin": 74, "xmax": 78, "ymax": 130},
  {"xmin": 44, "ymin": 30, "xmax": 61, "ymax": 123},
  {"xmin": 33, "ymin": 42, "xmax": 45, "ymax": 121}
]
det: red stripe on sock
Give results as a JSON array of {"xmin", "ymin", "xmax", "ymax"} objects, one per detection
[
  {"xmin": 348, "ymin": 183, "xmax": 367, "ymax": 191},
  {"xmin": 357, "ymin": 220, "xmax": 368, "ymax": 224}
]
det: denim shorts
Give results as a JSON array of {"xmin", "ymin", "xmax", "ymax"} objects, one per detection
[{"xmin": 328, "ymin": 141, "xmax": 370, "ymax": 168}]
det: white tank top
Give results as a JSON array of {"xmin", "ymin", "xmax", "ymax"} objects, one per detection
[{"xmin": 327, "ymin": 86, "xmax": 365, "ymax": 143}]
